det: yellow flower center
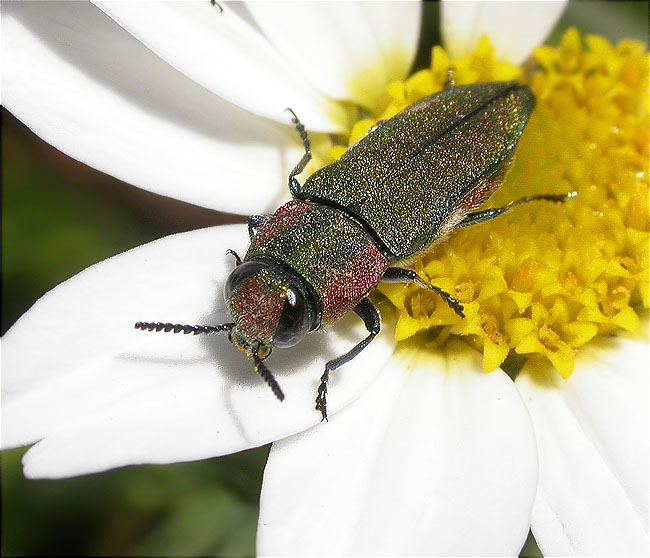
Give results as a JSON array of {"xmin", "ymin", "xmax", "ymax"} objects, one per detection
[{"xmin": 324, "ymin": 29, "xmax": 649, "ymax": 379}]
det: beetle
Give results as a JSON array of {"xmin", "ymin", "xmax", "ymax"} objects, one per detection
[{"xmin": 135, "ymin": 79, "xmax": 573, "ymax": 420}]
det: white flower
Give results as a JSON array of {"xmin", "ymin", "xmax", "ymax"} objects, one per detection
[{"xmin": 3, "ymin": 1, "xmax": 647, "ymax": 556}]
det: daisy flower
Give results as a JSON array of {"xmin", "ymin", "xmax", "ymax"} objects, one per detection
[{"xmin": 2, "ymin": 1, "xmax": 647, "ymax": 556}]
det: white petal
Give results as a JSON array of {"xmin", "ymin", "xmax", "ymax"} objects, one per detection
[
  {"xmin": 93, "ymin": 1, "xmax": 346, "ymax": 132},
  {"xmin": 258, "ymin": 340, "xmax": 538, "ymax": 556},
  {"xmin": 441, "ymin": 0, "xmax": 567, "ymax": 65},
  {"xmin": 2, "ymin": 1, "xmax": 303, "ymax": 214},
  {"xmin": 516, "ymin": 321, "xmax": 649, "ymax": 556},
  {"xmin": 246, "ymin": 1, "xmax": 421, "ymax": 108},
  {"xmin": 1, "ymin": 225, "xmax": 395, "ymax": 478}
]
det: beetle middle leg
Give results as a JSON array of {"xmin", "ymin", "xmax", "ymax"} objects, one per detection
[
  {"xmin": 381, "ymin": 267, "xmax": 465, "ymax": 318},
  {"xmin": 285, "ymin": 108, "xmax": 312, "ymax": 198},
  {"xmin": 315, "ymin": 298, "xmax": 380, "ymax": 421},
  {"xmin": 457, "ymin": 192, "xmax": 577, "ymax": 229}
]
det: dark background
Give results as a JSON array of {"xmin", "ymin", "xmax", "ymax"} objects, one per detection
[{"xmin": 2, "ymin": 2, "xmax": 648, "ymax": 556}]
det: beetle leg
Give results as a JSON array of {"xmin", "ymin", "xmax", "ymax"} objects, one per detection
[
  {"xmin": 248, "ymin": 214, "xmax": 270, "ymax": 238},
  {"xmin": 209, "ymin": 0, "xmax": 223, "ymax": 13},
  {"xmin": 315, "ymin": 298, "xmax": 380, "ymax": 421},
  {"xmin": 457, "ymin": 191, "xmax": 577, "ymax": 229},
  {"xmin": 285, "ymin": 108, "xmax": 312, "ymax": 198},
  {"xmin": 381, "ymin": 267, "xmax": 465, "ymax": 318},
  {"xmin": 226, "ymin": 249, "xmax": 242, "ymax": 266},
  {"xmin": 444, "ymin": 69, "xmax": 455, "ymax": 89}
]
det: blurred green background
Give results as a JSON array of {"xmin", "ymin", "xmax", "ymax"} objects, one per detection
[{"xmin": 2, "ymin": 2, "xmax": 647, "ymax": 556}]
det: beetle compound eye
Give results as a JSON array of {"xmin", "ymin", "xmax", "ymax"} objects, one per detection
[
  {"xmin": 223, "ymin": 259, "xmax": 268, "ymax": 301},
  {"xmin": 274, "ymin": 286, "xmax": 310, "ymax": 348}
]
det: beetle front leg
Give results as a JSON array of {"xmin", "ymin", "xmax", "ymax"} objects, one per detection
[
  {"xmin": 285, "ymin": 108, "xmax": 312, "ymax": 198},
  {"xmin": 226, "ymin": 249, "xmax": 242, "ymax": 266},
  {"xmin": 382, "ymin": 267, "xmax": 465, "ymax": 318},
  {"xmin": 315, "ymin": 298, "xmax": 380, "ymax": 421}
]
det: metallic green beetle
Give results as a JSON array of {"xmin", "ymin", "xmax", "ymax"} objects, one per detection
[{"xmin": 136, "ymin": 80, "xmax": 572, "ymax": 420}]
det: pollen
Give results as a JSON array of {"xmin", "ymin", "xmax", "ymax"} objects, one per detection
[{"xmin": 341, "ymin": 30, "xmax": 649, "ymax": 376}]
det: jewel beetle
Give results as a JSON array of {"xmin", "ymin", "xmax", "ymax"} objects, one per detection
[{"xmin": 136, "ymin": 79, "xmax": 574, "ymax": 420}]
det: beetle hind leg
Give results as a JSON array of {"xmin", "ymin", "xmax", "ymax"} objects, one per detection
[
  {"xmin": 381, "ymin": 267, "xmax": 465, "ymax": 318},
  {"xmin": 315, "ymin": 298, "xmax": 381, "ymax": 421},
  {"xmin": 457, "ymin": 192, "xmax": 577, "ymax": 229}
]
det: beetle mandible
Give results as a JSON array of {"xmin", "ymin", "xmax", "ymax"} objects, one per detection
[{"xmin": 136, "ymin": 79, "xmax": 573, "ymax": 420}]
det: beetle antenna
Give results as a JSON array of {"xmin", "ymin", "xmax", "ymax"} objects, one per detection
[
  {"xmin": 134, "ymin": 322, "xmax": 234, "ymax": 335},
  {"xmin": 252, "ymin": 351, "xmax": 285, "ymax": 401}
]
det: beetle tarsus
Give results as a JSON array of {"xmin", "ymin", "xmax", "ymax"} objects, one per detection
[
  {"xmin": 314, "ymin": 299, "xmax": 380, "ymax": 422},
  {"xmin": 381, "ymin": 267, "xmax": 465, "ymax": 319},
  {"xmin": 443, "ymin": 296, "xmax": 466, "ymax": 319},
  {"xmin": 226, "ymin": 249, "xmax": 242, "ymax": 266},
  {"xmin": 457, "ymin": 191, "xmax": 578, "ymax": 229}
]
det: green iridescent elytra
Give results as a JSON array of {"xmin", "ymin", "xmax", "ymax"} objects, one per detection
[
  {"xmin": 136, "ymin": 80, "xmax": 572, "ymax": 419},
  {"xmin": 298, "ymin": 81, "xmax": 535, "ymax": 260}
]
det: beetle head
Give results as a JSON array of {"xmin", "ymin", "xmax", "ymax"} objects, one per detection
[{"xmin": 223, "ymin": 259, "xmax": 318, "ymax": 399}]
